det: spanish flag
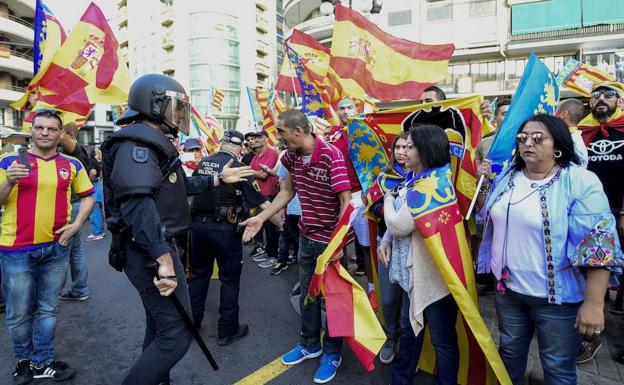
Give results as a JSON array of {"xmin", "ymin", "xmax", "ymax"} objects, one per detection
[
  {"xmin": 330, "ymin": 4, "xmax": 454, "ymax": 102},
  {"xmin": 308, "ymin": 201, "xmax": 386, "ymax": 372},
  {"xmin": 556, "ymin": 58, "xmax": 615, "ymax": 97},
  {"xmin": 12, "ymin": 2, "xmax": 130, "ymax": 118},
  {"xmin": 578, "ymin": 107, "xmax": 624, "ymax": 145},
  {"xmin": 405, "ymin": 165, "xmax": 511, "ymax": 385},
  {"xmin": 276, "ymin": 29, "xmax": 331, "ymax": 94}
]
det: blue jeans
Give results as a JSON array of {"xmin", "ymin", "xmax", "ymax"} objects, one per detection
[
  {"xmin": 392, "ymin": 293, "xmax": 459, "ymax": 385},
  {"xmin": 0, "ymin": 242, "xmax": 70, "ymax": 365},
  {"xmin": 495, "ymin": 290, "xmax": 580, "ymax": 385},
  {"xmin": 298, "ymin": 236, "xmax": 342, "ymax": 354},
  {"xmin": 377, "ymin": 256, "xmax": 402, "ymax": 339},
  {"xmin": 89, "ymin": 180, "xmax": 105, "ymax": 236},
  {"xmin": 68, "ymin": 202, "xmax": 89, "ymax": 296}
]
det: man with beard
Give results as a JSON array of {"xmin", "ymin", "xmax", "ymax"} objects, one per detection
[{"xmin": 578, "ymin": 81, "xmax": 624, "ymax": 365}]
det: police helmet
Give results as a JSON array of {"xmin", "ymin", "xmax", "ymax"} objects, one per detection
[{"xmin": 117, "ymin": 74, "xmax": 191, "ymax": 136}]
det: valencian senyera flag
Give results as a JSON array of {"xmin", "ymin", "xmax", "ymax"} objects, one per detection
[
  {"xmin": 403, "ymin": 165, "xmax": 511, "ymax": 385},
  {"xmin": 12, "ymin": 2, "xmax": 131, "ymax": 129},
  {"xmin": 34, "ymin": 0, "xmax": 67, "ymax": 76},
  {"xmin": 246, "ymin": 87, "xmax": 264, "ymax": 129},
  {"xmin": 488, "ymin": 53, "xmax": 559, "ymax": 175},
  {"xmin": 348, "ymin": 95, "xmax": 487, "ymax": 215},
  {"xmin": 307, "ymin": 201, "xmax": 386, "ymax": 372},
  {"xmin": 556, "ymin": 58, "xmax": 615, "ymax": 97},
  {"xmin": 330, "ymin": 3, "xmax": 454, "ymax": 102},
  {"xmin": 190, "ymin": 106, "xmax": 223, "ymax": 154}
]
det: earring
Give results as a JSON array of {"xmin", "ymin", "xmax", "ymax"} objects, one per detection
[{"xmin": 553, "ymin": 150, "xmax": 562, "ymax": 159}]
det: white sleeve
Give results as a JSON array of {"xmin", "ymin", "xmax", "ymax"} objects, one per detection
[{"xmin": 571, "ymin": 131, "xmax": 588, "ymax": 169}]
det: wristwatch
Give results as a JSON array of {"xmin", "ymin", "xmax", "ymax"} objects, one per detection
[{"xmin": 218, "ymin": 174, "xmax": 226, "ymax": 185}]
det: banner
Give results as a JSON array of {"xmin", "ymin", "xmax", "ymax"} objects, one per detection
[{"xmin": 556, "ymin": 58, "xmax": 615, "ymax": 97}]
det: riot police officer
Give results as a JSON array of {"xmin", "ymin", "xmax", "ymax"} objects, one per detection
[
  {"xmin": 101, "ymin": 74, "xmax": 253, "ymax": 385},
  {"xmin": 189, "ymin": 129, "xmax": 282, "ymax": 346}
]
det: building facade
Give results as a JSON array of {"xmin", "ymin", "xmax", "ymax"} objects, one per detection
[
  {"xmin": 0, "ymin": 0, "xmax": 34, "ymax": 129},
  {"xmin": 116, "ymin": 0, "xmax": 281, "ymax": 132},
  {"xmin": 284, "ymin": 0, "xmax": 624, "ymax": 100}
]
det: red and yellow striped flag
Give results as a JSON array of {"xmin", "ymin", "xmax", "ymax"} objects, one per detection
[
  {"xmin": 330, "ymin": 3, "xmax": 454, "ymax": 102},
  {"xmin": 190, "ymin": 106, "xmax": 223, "ymax": 154},
  {"xmin": 212, "ymin": 89, "xmax": 224, "ymax": 111},
  {"xmin": 555, "ymin": 58, "xmax": 615, "ymax": 97},
  {"xmin": 308, "ymin": 201, "xmax": 386, "ymax": 371}
]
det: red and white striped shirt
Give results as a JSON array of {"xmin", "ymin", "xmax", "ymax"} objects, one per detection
[{"xmin": 282, "ymin": 135, "xmax": 351, "ymax": 244}]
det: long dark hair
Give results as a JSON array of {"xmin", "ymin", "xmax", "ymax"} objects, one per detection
[
  {"xmin": 408, "ymin": 124, "xmax": 450, "ymax": 169},
  {"xmin": 512, "ymin": 114, "xmax": 580, "ymax": 170},
  {"xmin": 385, "ymin": 131, "xmax": 410, "ymax": 172}
]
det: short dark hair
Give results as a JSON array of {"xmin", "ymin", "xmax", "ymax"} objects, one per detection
[
  {"xmin": 495, "ymin": 98, "xmax": 511, "ymax": 116},
  {"xmin": 33, "ymin": 109, "xmax": 63, "ymax": 129},
  {"xmin": 277, "ymin": 109, "xmax": 310, "ymax": 134},
  {"xmin": 422, "ymin": 86, "xmax": 447, "ymax": 101},
  {"xmin": 512, "ymin": 114, "xmax": 580, "ymax": 170},
  {"xmin": 408, "ymin": 124, "xmax": 450, "ymax": 169},
  {"xmin": 558, "ymin": 98, "xmax": 585, "ymax": 125}
]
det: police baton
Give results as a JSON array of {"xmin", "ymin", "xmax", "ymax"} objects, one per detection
[{"xmin": 169, "ymin": 292, "xmax": 219, "ymax": 371}]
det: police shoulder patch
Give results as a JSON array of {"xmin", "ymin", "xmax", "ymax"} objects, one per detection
[{"xmin": 132, "ymin": 146, "xmax": 149, "ymax": 163}]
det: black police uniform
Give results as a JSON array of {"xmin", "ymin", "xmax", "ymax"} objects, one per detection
[
  {"xmin": 102, "ymin": 122, "xmax": 215, "ymax": 385},
  {"xmin": 188, "ymin": 149, "xmax": 267, "ymax": 340}
]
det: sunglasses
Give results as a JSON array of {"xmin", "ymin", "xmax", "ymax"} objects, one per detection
[
  {"xmin": 591, "ymin": 89, "xmax": 618, "ymax": 99},
  {"xmin": 33, "ymin": 108, "xmax": 62, "ymax": 116},
  {"xmin": 515, "ymin": 132, "xmax": 550, "ymax": 145}
]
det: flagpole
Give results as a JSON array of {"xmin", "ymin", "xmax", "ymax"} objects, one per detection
[{"xmin": 465, "ymin": 174, "xmax": 484, "ymax": 220}]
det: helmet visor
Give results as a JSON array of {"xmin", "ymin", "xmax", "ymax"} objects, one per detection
[{"xmin": 164, "ymin": 90, "xmax": 190, "ymax": 135}]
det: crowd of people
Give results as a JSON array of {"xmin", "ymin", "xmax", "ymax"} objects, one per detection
[{"xmin": 0, "ymin": 72, "xmax": 622, "ymax": 385}]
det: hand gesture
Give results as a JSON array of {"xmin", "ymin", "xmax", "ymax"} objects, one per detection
[
  {"xmin": 6, "ymin": 163, "xmax": 29, "ymax": 185},
  {"xmin": 220, "ymin": 159, "xmax": 254, "ymax": 184},
  {"xmin": 480, "ymin": 100, "xmax": 492, "ymax": 121},
  {"xmin": 240, "ymin": 216, "xmax": 264, "ymax": 243},
  {"xmin": 55, "ymin": 222, "xmax": 80, "ymax": 246},
  {"xmin": 378, "ymin": 241, "xmax": 391, "ymax": 268}
]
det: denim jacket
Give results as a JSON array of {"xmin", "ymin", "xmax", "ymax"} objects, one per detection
[{"xmin": 478, "ymin": 165, "xmax": 623, "ymax": 304}]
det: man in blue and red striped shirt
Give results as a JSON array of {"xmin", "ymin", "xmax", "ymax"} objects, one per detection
[{"xmin": 242, "ymin": 109, "xmax": 352, "ymax": 384}]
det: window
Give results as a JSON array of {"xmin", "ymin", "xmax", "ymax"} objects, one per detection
[
  {"xmin": 426, "ymin": 0, "xmax": 452, "ymax": 21},
  {"xmin": 388, "ymin": 10, "xmax": 412, "ymax": 26},
  {"xmin": 106, "ymin": 111, "xmax": 113, "ymax": 122},
  {"xmin": 0, "ymin": 108, "xmax": 5, "ymax": 125},
  {"xmin": 469, "ymin": 0, "xmax": 496, "ymax": 17},
  {"xmin": 189, "ymin": 38, "xmax": 239, "ymax": 66}
]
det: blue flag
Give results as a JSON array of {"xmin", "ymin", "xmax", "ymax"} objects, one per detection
[
  {"xmin": 285, "ymin": 44, "xmax": 324, "ymax": 117},
  {"xmin": 488, "ymin": 53, "xmax": 560, "ymax": 174}
]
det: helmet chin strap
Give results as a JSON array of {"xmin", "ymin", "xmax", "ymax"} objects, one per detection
[{"xmin": 161, "ymin": 120, "xmax": 179, "ymax": 138}]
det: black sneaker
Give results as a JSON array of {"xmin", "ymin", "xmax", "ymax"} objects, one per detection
[
  {"xmin": 0, "ymin": 300, "xmax": 5, "ymax": 313},
  {"xmin": 286, "ymin": 255, "xmax": 297, "ymax": 265},
  {"xmin": 250, "ymin": 245, "xmax": 266, "ymax": 259},
  {"xmin": 31, "ymin": 361, "xmax": 76, "ymax": 381},
  {"xmin": 13, "ymin": 360, "xmax": 32, "ymax": 385},
  {"xmin": 290, "ymin": 283, "xmax": 300, "ymax": 297},
  {"xmin": 60, "ymin": 292, "xmax": 90, "ymax": 301},
  {"xmin": 609, "ymin": 302, "xmax": 624, "ymax": 315},
  {"xmin": 217, "ymin": 324, "xmax": 249, "ymax": 346},
  {"xmin": 270, "ymin": 262, "xmax": 289, "ymax": 276}
]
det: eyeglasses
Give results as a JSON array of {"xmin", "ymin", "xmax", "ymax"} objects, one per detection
[
  {"xmin": 591, "ymin": 89, "xmax": 618, "ymax": 99},
  {"xmin": 515, "ymin": 132, "xmax": 550, "ymax": 145}
]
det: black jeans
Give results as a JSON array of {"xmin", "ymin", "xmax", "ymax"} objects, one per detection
[
  {"xmin": 122, "ymin": 242, "xmax": 192, "ymax": 385},
  {"xmin": 277, "ymin": 214, "xmax": 300, "ymax": 264},
  {"xmin": 188, "ymin": 215, "xmax": 243, "ymax": 338},
  {"xmin": 298, "ymin": 236, "xmax": 342, "ymax": 354}
]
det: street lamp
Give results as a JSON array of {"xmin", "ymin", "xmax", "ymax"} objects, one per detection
[{"xmin": 320, "ymin": 1, "xmax": 334, "ymax": 15}]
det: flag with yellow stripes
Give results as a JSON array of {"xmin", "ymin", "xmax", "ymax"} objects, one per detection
[{"xmin": 556, "ymin": 58, "xmax": 615, "ymax": 97}]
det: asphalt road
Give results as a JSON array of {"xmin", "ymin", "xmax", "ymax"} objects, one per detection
[{"xmin": 0, "ymin": 224, "xmax": 436, "ymax": 385}]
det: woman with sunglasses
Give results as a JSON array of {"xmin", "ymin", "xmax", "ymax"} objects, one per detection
[{"xmin": 478, "ymin": 114, "xmax": 623, "ymax": 385}]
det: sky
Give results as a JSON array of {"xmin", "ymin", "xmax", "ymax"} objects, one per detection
[{"xmin": 44, "ymin": 0, "xmax": 116, "ymax": 31}]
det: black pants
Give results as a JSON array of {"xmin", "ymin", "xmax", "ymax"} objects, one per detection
[
  {"xmin": 277, "ymin": 214, "xmax": 300, "ymax": 264},
  {"xmin": 188, "ymin": 215, "xmax": 243, "ymax": 338},
  {"xmin": 122, "ymin": 242, "xmax": 192, "ymax": 385}
]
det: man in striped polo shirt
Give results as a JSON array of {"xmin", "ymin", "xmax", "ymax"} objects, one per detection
[
  {"xmin": 0, "ymin": 110, "xmax": 95, "ymax": 384},
  {"xmin": 242, "ymin": 109, "xmax": 352, "ymax": 384}
]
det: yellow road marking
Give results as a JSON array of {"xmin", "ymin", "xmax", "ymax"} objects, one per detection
[{"xmin": 233, "ymin": 356, "xmax": 291, "ymax": 385}]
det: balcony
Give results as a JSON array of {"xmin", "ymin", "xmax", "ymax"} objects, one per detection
[
  {"xmin": 118, "ymin": 26, "xmax": 128, "ymax": 47},
  {"xmin": 256, "ymin": 39, "xmax": 270, "ymax": 55},
  {"xmin": 255, "ymin": 60, "xmax": 270, "ymax": 77},
  {"xmin": 117, "ymin": 0, "xmax": 127, "ymax": 6},
  {"xmin": 0, "ymin": 51, "xmax": 33, "ymax": 77},
  {"xmin": 0, "ymin": 85, "xmax": 26, "ymax": 103},
  {"xmin": 162, "ymin": 54, "xmax": 175, "ymax": 73},
  {"xmin": 256, "ymin": 14, "xmax": 269, "ymax": 32},
  {"xmin": 0, "ymin": 14, "xmax": 34, "ymax": 43},
  {"xmin": 116, "ymin": 5, "xmax": 127, "ymax": 27},
  {"xmin": 161, "ymin": 5, "xmax": 174, "ymax": 26},
  {"xmin": 255, "ymin": 0, "xmax": 269, "ymax": 11},
  {"xmin": 162, "ymin": 31, "xmax": 174, "ymax": 49}
]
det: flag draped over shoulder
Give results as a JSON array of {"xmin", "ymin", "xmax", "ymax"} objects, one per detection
[
  {"xmin": 556, "ymin": 58, "xmax": 615, "ymax": 97},
  {"xmin": 488, "ymin": 53, "xmax": 560, "ymax": 175},
  {"xmin": 34, "ymin": 0, "xmax": 67, "ymax": 76},
  {"xmin": 348, "ymin": 95, "xmax": 486, "ymax": 214},
  {"xmin": 330, "ymin": 3, "xmax": 454, "ymax": 102},
  {"xmin": 307, "ymin": 201, "xmax": 386, "ymax": 372},
  {"xmin": 578, "ymin": 107, "xmax": 624, "ymax": 145},
  {"xmin": 13, "ymin": 2, "xmax": 131, "ymax": 128},
  {"xmin": 404, "ymin": 165, "xmax": 511, "ymax": 385}
]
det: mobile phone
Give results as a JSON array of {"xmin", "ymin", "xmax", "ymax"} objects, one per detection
[{"xmin": 17, "ymin": 147, "xmax": 30, "ymax": 172}]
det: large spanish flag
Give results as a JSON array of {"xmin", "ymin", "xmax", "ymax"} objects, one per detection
[
  {"xmin": 12, "ymin": 2, "xmax": 130, "ymax": 117},
  {"xmin": 308, "ymin": 201, "xmax": 386, "ymax": 372},
  {"xmin": 405, "ymin": 165, "xmax": 511, "ymax": 385},
  {"xmin": 330, "ymin": 3, "xmax": 454, "ymax": 102}
]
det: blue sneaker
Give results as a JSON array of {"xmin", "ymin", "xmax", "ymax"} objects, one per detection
[
  {"xmin": 281, "ymin": 344, "xmax": 322, "ymax": 365},
  {"xmin": 313, "ymin": 353, "xmax": 341, "ymax": 384}
]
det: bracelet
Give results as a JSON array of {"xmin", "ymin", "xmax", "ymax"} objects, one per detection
[
  {"xmin": 159, "ymin": 275, "xmax": 178, "ymax": 280},
  {"xmin": 478, "ymin": 182, "xmax": 490, "ymax": 195}
]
